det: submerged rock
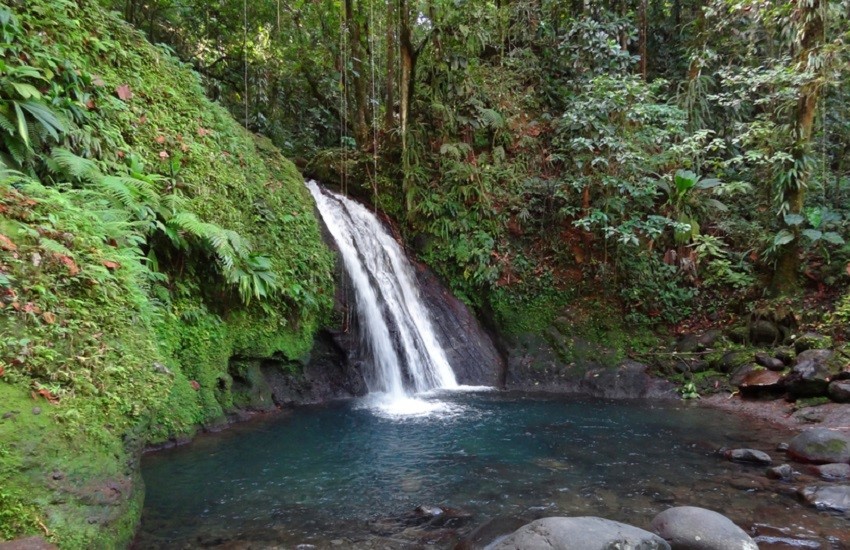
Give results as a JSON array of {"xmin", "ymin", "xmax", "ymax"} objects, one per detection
[
  {"xmin": 723, "ymin": 448, "xmax": 772, "ymax": 465},
  {"xmin": 766, "ymin": 464, "xmax": 796, "ymax": 481},
  {"xmin": 650, "ymin": 506, "xmax": 758, "ymax": 550},
  {"xmin": 787, "ymin": 428, "xmax": 850, "ymax": 464},
  {"xmin": 812, "ymin": 463, "xmax": 850, "ymax": 481},
  {"xmin": 491, "ymin": 517, "xmax": 670, "ymax": 550},
  {"xmin": 798, "ymin": 486, "xmax": 850, "ymax": 514}
]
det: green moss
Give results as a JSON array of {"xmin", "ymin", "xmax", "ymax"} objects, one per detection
[{"xmin": 0, "ymin": 1, "xmax": 333, "ymax": 546}]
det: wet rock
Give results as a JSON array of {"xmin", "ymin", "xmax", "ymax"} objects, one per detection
[
  {"xmin": 650, "ymin": 506, "xmax": 758, "ymax": 550},
  {"xmin": 456, "ymin": 516, "xmax": 528, "ymax": 549},
  {"xmin": 723, "ymin": 448, "xmax": 772, "ymax": 465},
  {"xmin": 794, "ymin": 333, "xmax": 832, "ymax": 354},
  {"xmin": 720, "ymin": 351, "xmax": 751, "ymax": 374},
  {"xmin": 828, "ymin": 380, "xmax": 850, "ymax": 403},
  {"xmin": 783, "ymin": 350, "xmax": 841, "ymax": 398},
  {"xmin": 751, "ymin": 320, "xmax": 780, "ymax": 345},
  {"xmin": 737, "ymin": 369, "xmax": 783, "ymax": 397},
  {"xmin": 751, "ymin": 524, "xmax": 823, "ymax": 550},
  {"xmin": 675, "ymin": 334, "xmax": 701, "ymax": 353},
  {"xmin": 729, "ymin": 364, "xmax": 759, "ymax": 386},
  {"xmin": 776, "ymin": 442, "xmax": 789, "ymax": 452},
  {"xmin": 798, "ymin": 485, "xmax": 850, "ymax": 514},
  {"xmin": 696, "ymin": 330, "xmax": 723, "ymax": 349},
  {"xmin": 492, "ymin": 517, "xmax": 670, "ymax": 550},
  {"xmin": 787, "ymin": 428, "xmax": 850, "ymax": 464},
  {"xmin": 755, "ymin": 352, "xmax": 785, "ymax": 371},
  {"xmin": 774, "ymin": 347, "xmax": 795, "ymax": 365},
  {"xmin": 577, "ymin": 361, "xmax": 677, "ymax": 400},
  {"xmin": 0, "ymin": 537, "xmax": 58, "ymax": 550},
  {"xmin": 812, "ymin": 463, "xmax": 850, "ymax": 481},
  {"xmin": 727, "ymin": 325, "xmax": 750, "ymax": 344},
  {"xmin": 766, "ymin": 464, "xmax": 796, "ymax": 481}
]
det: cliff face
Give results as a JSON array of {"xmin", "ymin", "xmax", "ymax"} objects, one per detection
[{"xmin": 0, "ymin": 1, "xmax": 332, "ymax": 546}]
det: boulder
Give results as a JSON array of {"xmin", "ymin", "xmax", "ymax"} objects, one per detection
[
  {"xmin": 812, "ymin": 463, "xmax": 850, "ymax": 481},
  {"xmin": 696, "ymin": 330, "xmax": 723, "ymax": 349},
  {"xmin": 798, "ymin": 485, "xmax": 850, "ymax": 514},
  {"xmin": 754, "ymin": 352, "xmax": 785, "ymax": 371},
  {"xmin": 720, "ymin": 351, "xmax": 751, "ymax": 374},
  {"xmin": 491, "ymin": 517, "xmax": 670, "ymax": 550},
  {"xmin": 828, "ymin": 380, "xmax": 850, "ymax": 403},
  {"xmin": 729, "ymin": 364, "xmax": 758, "ymax": 387},
  {"xmin": 650, "ymin": 506, "xmax": 758, "ymax": 550},
  {"xmin": 787, "ymin": 428, "xmax": 850, "ymax": 464},
  {"xmin": 774, "ymin": 346, "xmax": 795, "ymax": 365},
  {"xmin": 794, "ymin": 332, "xmax": 832, "ymax": 354},
  {"xmin": 782, "ymin": 349, "xmax": 841, "ymax": 397},
  {"xmin": 723, "ymin": 448, "xmax": 772, "ymax": 465},
  {"xmin": 766, "ymin": 464, "xmax": 796, "ymax": 481},
  {"xmin": 750, "ymin": 320, "xmax": 780, "ymax": 345},
  {"xmin": 737, "ymin": 369, "xmax": 783, "ymax": 397}
]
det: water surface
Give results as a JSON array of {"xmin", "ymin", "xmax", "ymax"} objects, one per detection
[{"xmin": 137, "ymin": 393, "xmax": 849, "ymax": 548}]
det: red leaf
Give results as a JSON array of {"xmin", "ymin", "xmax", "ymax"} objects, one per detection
[
  {"xmin": 55, "ymin": 254, "xmax": 80, "ymax": 276},
  {"xmin": 197, "ymin": 127, "xmax": 209, "ymax": 137},
  {"xmin": 846, "ymin": 263, "xmax": 850, "ymax": 277},
  {"xmin": 116, "ymin": 84, "xmax": 133, "ymax": 101},
  {"xmin": 155, "ymin": 135, "xmax": 166, "ymax": 144},
  {"xmin": 101, "ymin": 260, "xmax": 120, "ymax": 270},
  {"xmin": 159, "ymin": 151, "xmax": 169, "ymax": 160},
  {"xmin": 0, "ymin": 234, "xmax": 16, "ymax": 251},
  {"xmin": 85, "ymin": 99, "xmax": 96, "ymax": 109},
  {"xmin": 92, "ymin": 76, "xmax": 106, "ymax": 87},
  {"xmin": 42, "ymin": 311, "xmax": 56, "ymax": 324},
  {"xmin": 0, "ymin": 365, "xmax": 4, "ymax": 377},
  {"xmin": 189, "ymin": 380, "xmax": 200, "ymax": 391}
]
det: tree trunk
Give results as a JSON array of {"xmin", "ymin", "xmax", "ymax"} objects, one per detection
[
  {"xmin": 638, "ymin": 0, "xmax": 648, "ymax": 79},
  {"xmin": 345, "ymin": 0, "xmax": 370, "ymax": 149},
  {"xmin": 771, "ymin": 0, "xmax": 824, "ymax": 294},
  {"xmin": 385, "ymin": 0, "xmax": 396, "ymax": 130}
]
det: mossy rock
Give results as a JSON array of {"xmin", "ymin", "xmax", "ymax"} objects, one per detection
[{"xmin": 793, "ymin": 332, "xmax": 833, "ymax": 354}]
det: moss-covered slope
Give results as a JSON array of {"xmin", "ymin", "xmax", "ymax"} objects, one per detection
[{"xmin": 0, "ymin": 0, "xmax": 332, "ymax": 545}]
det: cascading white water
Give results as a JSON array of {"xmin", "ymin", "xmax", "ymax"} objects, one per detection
[{"xmin": 307, "ymin": 181, "xmax": 459, "ymax": 412}]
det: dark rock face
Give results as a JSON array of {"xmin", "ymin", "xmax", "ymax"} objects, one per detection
[
  {"xmin": 492, "ymin": 517, "xmax": 670, "ymax": 550},
  {"xmin": 263, "ymin": 331, "xmax": 368, "ymax": 406},
  {"xmin": 723, "ymin": 448, "xmax": 772, "ymax": 465},
  {"xmin": 783, "ymin": 350, "xmax": 841, "ymax": 397},
  {"xmin": 812, "ymin": 463, "xmax": 850, "ymax": 481},
  {"xmin": 650, "ymin": 506, "xmax": 758, "ymax": 550},
  {"xmin": 787, "ymin": 428, "xmax": 850, "ymax": 464},
  {"xmin": 750, "ymin": 319, "xmax": 780, "ymax": 345},
  {"xmin": 798, "ymin": 486, "xmax": 850, "ymax": 514},
  {"xmin": 414, "ymin": 265, "xmax": 503, "ymax": 387}
]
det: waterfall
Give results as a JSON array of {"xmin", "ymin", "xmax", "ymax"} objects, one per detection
[{"xmin": 307, "ymin": 181, "xmax": 459, "ymax": 410}]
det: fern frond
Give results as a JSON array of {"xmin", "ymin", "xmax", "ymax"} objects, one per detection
[{"xmin": 51, "ymin": 147, "xmax": 99, "ymax": 179}]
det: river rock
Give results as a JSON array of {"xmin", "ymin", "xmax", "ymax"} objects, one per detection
[
  {"xmin": 491, "ymin": 517, "xmax": 670, "ymax": 550},
  {"xmin": 787, "ymin": 428, "xmax": 850, "ymax": 464},
  {"xmin": 729, "ymin": 364, "xmax": 758, "ymax": 387},
  {"xmin": 828, "ymin": 380, "xmax": 850, "ymax": 403},
  {"xmin": 737, "ymin": 369, "xmax": 783, "ymax": 396},
  {"xmin": 782, "ymin": 349, "xmax": 841, "ymax": 397},
  {"xmin": 754, "ymin": 352, "xmax": 785, "ymax": 371},
  {"xmin": 812, "ymin": 463, "xmax": 850, "ymax": 481},
  {"xmin": 723, "ymin": 448, "xmax": 772, "ymax": 465},
  {"xmin": 774, "ymin": 346, "xmax": 795, "ymax": 365},
  {"xmin": 696, "ymin": 330, "xmax": 723, "ymax": 349},
  {"xmin": 750, "ymin": 320, "xmax": 780, "ymax": 345},
  {"xmin": 766, "ymin": 464, "xmax": 796, "ymax": 481},
  {"xmin": 798, "ymin": 485, "xmax": 850, "ymax": 513},
  {"xmin": 794, "ymin": 332, "xmax": 832, "ymax": 354},
  {"xmin": 650, "ymin": 506, "xmax": 757, "ymax": 550},
  {"xmin": 720, "ymin": 351, "xmax": 751, "ymax": 373}
]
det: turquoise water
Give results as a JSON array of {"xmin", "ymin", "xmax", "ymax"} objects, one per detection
[{"xmin": 136, "ymin": 393, "xmax": 848, "ymax": 548}]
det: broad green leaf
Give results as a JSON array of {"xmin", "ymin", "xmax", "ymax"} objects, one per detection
[
  {"xmin": 773, "ymin": 229, "xmax": 795, "ymax": 246},
  {"xmin": 12, "ymin": 102, "xmax": 28, "ymax": 147},
  {"xmin": 674, "ymin": 170, "xmax": 697, "ymax": 194},
  {"xmin": 11, "ymin": 82, "xmax": 41, "ymax": 99},
  {"xmin": 783, "ymin": 213, "xmax": 805, "ymax": 226},
  {"xmin": 822, "ymin": 232, "xmax": 845, "ymax": 245},
  {"xmin": 695, "ymin": 178, "xmax": 721, "ymax": 189},
  {"xmin": 802, "ymin": 229, "xmax": 822, "ymax": 241}
]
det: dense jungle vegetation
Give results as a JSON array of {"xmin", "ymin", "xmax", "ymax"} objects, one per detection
[
  {"xmin": 103, "ymin": 0, "xmax": 850, "ymax": 332},
  {"xmin": 1, "ymin": 0, "xmax": 850, "ymax": 546}
]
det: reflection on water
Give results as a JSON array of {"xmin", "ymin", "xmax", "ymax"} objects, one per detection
[{"xmin": 136, "ymin": 393, "xmax": 849, "ymax": 548}]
